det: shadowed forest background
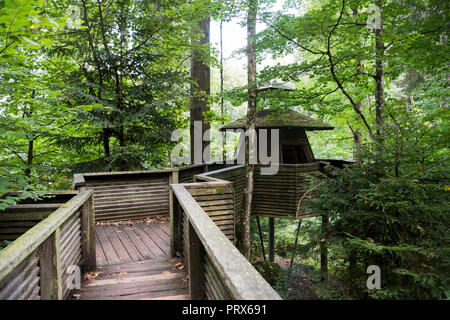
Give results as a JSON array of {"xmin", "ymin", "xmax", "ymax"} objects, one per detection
[{"xmin": 0, "ymin": 0, "xmax": 449, "ymax": 299}]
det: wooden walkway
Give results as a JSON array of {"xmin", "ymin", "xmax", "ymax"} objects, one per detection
[
  {"xmin": 75, "ymin": 218, "xmax": 189, "ymax": 300},
  {"xmin": 95, "ymin": 218, "xmax": 170, "ymax": 266}
]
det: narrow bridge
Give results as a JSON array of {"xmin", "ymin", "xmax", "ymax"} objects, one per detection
[{"xmin": 0, "ymin": 161, "xmax": 340, "ymax": 300}]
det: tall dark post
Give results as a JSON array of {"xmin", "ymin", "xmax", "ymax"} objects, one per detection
[
  {"xmin": 320, "ymin": 214, "xmax": 329, "ymax": 281},
  {"xmin": 190, "ymin": 18, "xmax": 211, "ymax": 164},
  {"xmin": 374, "ymin": 0, "xmax": 386, "ymax": 141},
  {"xmin": 268, "ymin": 217, "xmax": 275, "ymax": 262}
]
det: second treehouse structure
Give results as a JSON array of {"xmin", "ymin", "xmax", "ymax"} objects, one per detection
[{"xmin": 218, "ymin": 108, "xmax": 352, "ymax": 263}]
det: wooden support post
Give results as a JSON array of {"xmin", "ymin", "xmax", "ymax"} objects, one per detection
[
  {"xmin": 256, "ymin": 216, "xmax": 266, "ymax": 261},
  {"xmin": 81, "ymin": 195, "xmax": 96, "ymax": 272},
  {"xmin": 289, "ymin": 219, "xmax": 302, "ymax": 271},
  {"xmin": 268, "ymin": 217, "xmax": 275, "ymax": 262},
  {"xmin": 170, "ymin": 171, "xmax": 179, "ymax": 257},
  {"xmin": 171, "ymin": 195, "xmax": 182, "ymax": 257},
  {"xmin": 188, "ymin": 221, "xmax": 205, "ymax": 299},
  {"xmin": 39, "ymin": 228, "xmax": 63, "ymax": 300},
  {"xmin": 320, "ymin": 214, "xmax": 329, "ymax": 281}
]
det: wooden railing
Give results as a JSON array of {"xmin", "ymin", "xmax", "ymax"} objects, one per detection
[
  {"xmin": 170, "ymin": 183, "xmax": 281, "ymax": 300},
  {"xmin": 0, "ymin": 190, "xmax": 96, "ymax": 300},
  {"xmin": 253, "ymin": 162, "xmax": 325, "ymax": 218},
  {"xmin": 193, "ymin": 162, "xmax": 327, "ymax": 219},
  {"xmin": 73, "ymin": 164, "xmax": 226, "ymax": 222},
  {"xmin": 0, "ymin": 191, "xmax": 79, "ymax": 242}
]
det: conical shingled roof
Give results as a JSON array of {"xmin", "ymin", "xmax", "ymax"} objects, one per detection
[{"xmin": 219, "ymin": 109, "xmax": 334, "ymax": 131}]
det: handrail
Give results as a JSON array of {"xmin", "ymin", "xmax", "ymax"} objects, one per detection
[
  {"xmin": 72, "ymin": 164, "xmax": 208, "ymax": 188},
  {"xmin": 2, "ymin": 191, "xmax": 79, "ymax": 197},
  {"xmin": 194, "ymin": 162, "xmax": 326, "ymax": 219},
  {"xmin": 0, "ymin": 190, "xmax": 94, "ymax": 281},
  {"xmin": 171, "ymin": 184, "xmax": 281, "ymax": 300},
  {"xmin": 194, "ymin": 164, "xmax": 245, "ymax": 183}
]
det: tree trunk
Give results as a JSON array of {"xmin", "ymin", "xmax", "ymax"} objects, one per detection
[
  {"xmin": 320, "ymin": 214, "xmax": 329, "ymax": 281},
  {"xmin": 352, "ymin": 98, "xmax": 363, "ymax": 159},
  {"xmin": 103, "ymin": 129, "xmax": 110, "ymax": 159},
  {"xmin": 353, "ymin": 128, "xmax": 363, "ymax": 159},
  {"xmin": 220, "ymin": 20, "xmax": 226, "ymax": 161},
  {"xmin": 24, "ymin": 139, "xmax": 33, "ymax": 177},
  {"xmin": 374, "ymin": 0, "xmax": 386, "ymax": 142},
  {"xmin": 24, "ymin": 93, "xmax": 35, "ymax": 178},
  {"xmin": 241, "ymin": 0, "xmax": 258, "ymax": 259},
  {"xmin": 268, "ymin": 217, "xmax": 275, "ymax": 262},
  {"xmin": 190, "ymin": 18, "xmax": 211, "ymax": 164},
  {"xmin": 352, "ymin": 8, "xmax": 363, "ymax": 158}
]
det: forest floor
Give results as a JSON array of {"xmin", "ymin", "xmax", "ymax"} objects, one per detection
[
  {"xmin": 275, "ymin": 257, "xmax": 356, "ymax": 300},
  {"xmin": 275, "ymin": 257, "xmax": 318, "ymax": 300}
]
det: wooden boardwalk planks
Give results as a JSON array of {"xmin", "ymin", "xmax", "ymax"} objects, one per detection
[
  {"xmin": 77, "ymin": 257, "xmax": 188, "ymax": 300},
  {"xmin": 76, "ymin": 218, "xmax": 188, "ymax": 300},
  {"xmin": 95, "ymin": 219, "xmax": 170, "ymax": 267}
]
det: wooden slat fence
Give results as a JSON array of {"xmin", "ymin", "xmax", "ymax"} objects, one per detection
[
  {"xmin": 0, "ymin": 192, "xmax": 79, "ymax": 242},
  {"xmin": 253, "ymin": 163, "xmax": 324, "ymax": 218},
  {"xmin": 0, "ymin": 190, "xmax": 96, "ymax": 300},
  {"xmin": 73, "ymin": 164, "xmax": 227, "ymax": 223},
  {"xmin": 195, "ymin": 163, "xmax": 326, "ymax": 219},
  {"xmin": 170, "ymin": 184, "xmax": 281, "ymax": 300},
  {"xmin": 74, "ymin": 171, "xmax": 172, "ymax": 222},
  {"xmin": 184, "ymin": 183, "xmax": 235, "ymax": 242},
  {"xmin": 195, "ymin": 165, "xmax": 245, "ymax": 223}
]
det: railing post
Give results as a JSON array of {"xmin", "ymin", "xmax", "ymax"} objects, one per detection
[
  {"xmin": 73, "ymin": 173, "xmax": 86, "ymax": 191},
  {"xmin": 170, "ymin": 171, "xmax": 179, "ymax": 257},
  {"xmin": 188, "ymin": 221, "xmax": 205, "ymax": 299},
  {"xmin": 39, "ymin": 228, "xmax": 63, "ymax": 300},
  {"xmin": 268, "ymin": 217, "xmax": 275, "ymax": 262},
  {"xmin": 81, "ymin": 194, "xmax": 96, "ymax": 272}
]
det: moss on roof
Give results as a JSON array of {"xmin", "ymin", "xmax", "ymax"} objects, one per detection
[{"xmin": 220, "ymin": 109, "xmax": 334, "ymax": 131}]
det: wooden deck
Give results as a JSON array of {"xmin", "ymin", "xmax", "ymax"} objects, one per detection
[
  {"xmin": 76, "ymin": 218, "xmax": 189, "ymax": 300},
  {"xmin": 95, "ymin": 218, "xmax": 171, "ymax": 266}
]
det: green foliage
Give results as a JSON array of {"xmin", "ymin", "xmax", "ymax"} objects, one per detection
[
  {"xmin": 253, "ymin": 260, "xmax": 283, "ymax": 286},
  {"xmin": 0, "ymin": 239, "xmax": 12, "ymax": 251},
  {"xmin": 255, "ymin": 0, "xmax": 449, "ymax": 141},
  {"xmin": 42, "ymin": 0, "xmax": 203, "ymax": 172},
  {"xmin": 0, "ymin": 0, "xmax": 448, "ymax": 301},
  {"xmin": 0, "ymin": 0, "xmax": 229, "ymax": 209},
  {"xmin": 301, "ymin": 106, "xmax": 449, "ymax": 299}
]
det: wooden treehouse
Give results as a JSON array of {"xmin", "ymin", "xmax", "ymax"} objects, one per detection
[
  {"xmin": 220, "ymin": 107, "xmax": 353, "ymax": 262},
  {"xmin": 0, "ymin": 107, "xmax": 352, "ymax": 300}
]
